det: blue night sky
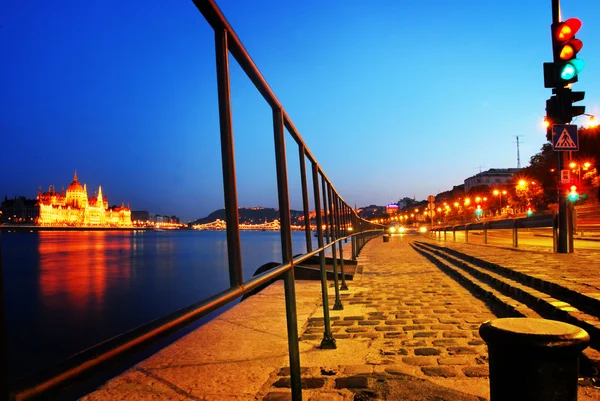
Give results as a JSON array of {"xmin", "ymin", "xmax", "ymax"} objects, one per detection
[{"xmin": 2, "ymin": 0, "xmax": 600, "ymax": 222}]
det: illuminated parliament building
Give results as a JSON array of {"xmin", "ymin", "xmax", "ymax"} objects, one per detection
[{"xmin": 36, "ymin": 172, "xmax": 132, "ymax": 227}]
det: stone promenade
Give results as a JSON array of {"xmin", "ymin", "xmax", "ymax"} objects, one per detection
[{"xmin": 81, "ymin": 234, "xmax": 600, "ymax": 400}]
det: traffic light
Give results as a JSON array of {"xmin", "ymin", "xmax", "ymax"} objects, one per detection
[
  {"xmin": 568, "ymin": 185, "xmax": 579, "ymax": 202},
  {"xmin": 475, "ymin": 205, "xmax": 482, "ymax": 215},
  {"xmin": 527, "ymin": 207, "xmax": 533, "ymax": 217},
  {"xmin": 545, "ymin": 89, "xmax": 585, "ymax": 132},
  {"xmin": 544, "ymin": 18, "xmax": 584, "ymax": 88},
  {"xmin": 562, "ymin": 89, "xmax": 585, "ymax": 120}
]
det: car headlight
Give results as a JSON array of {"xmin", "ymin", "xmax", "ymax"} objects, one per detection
[
  {"xmin": 389, "ymin": 226, "xmax": 396, "ymax": 233},
  {"xmin": 419, "ymin": 226, "xmax": 427, "ymax": 233},
  {"xmin": 399, "ymin": 226, "xmax": 405, "ymax": 233}
]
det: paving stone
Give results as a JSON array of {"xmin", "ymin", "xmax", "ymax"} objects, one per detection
[
  {"xmin": 264, "ymin": 392, "xmax": 291, "ymax": 401},
  {"xmin": 438, "ymin": 318, "xmax": 462, "ymax": 324},
  {"xmin": 334, "ymin": 376, "xmax": 369, "ymax": 389},
  {"xmin": 383, "ymin": 332, "xmax": 407, "ymax": 339},
  {"xmin": 332, "ymin": 320, "xmax": 355, "ymax": 326},
  {"xmin": 343, "ymin": 316, "xmax": 365, "ymax": 321},
  {"xmin": 346, "ymin": 327, "xmax": 368, "ymax": 333},
  {"xmin": 374, "ymin": 326, "xmax": 396, "ymax": 331},
  {"xmin": 463, "ymin": 366, "xmax": 490, "ymax": 377},
  {"xmin": 403, "ymin": 325, "xmax": 426, "ymax": 331},
  {"xmin": 413, "ymin": 318, "xmax": 436, "ymax": 324},
  {"xmin": 358, "ymin": 320, "xmax": 379, "ymax": 326},
  {"xmin": 355, "ymin": 332, "xmax": 379, "ymax": 339},
  {"xmin": 430, "ymin": 324, "xmax": 456, "ymax": 330},
  {"xmin": 401, "ymin": 339, "xmax": 427, "ymax": 347},
  {"xmin": 385, "ymin": 366, "xmax": 414, "ymax": 376},
  {"xmin": 438, "ymin": 357, "xmax": 471, "ymax": 365},
  {"xmin": 443, "ymin": 331, "xmax": 470, "ymax": 338},
  {"xmin": 447, "ymin": 346, "xmax": 479, "ymax": 355},
  {"xmin": 413, "ymin": 331, "xmax": 437, "ymax": 338},
  {"xmin": 432, "ymin": 339, "xmax": 458, "ymax": 346},
  {"xmin": 384, "ymin": 319, "xmax": 407, "ymax": 325},
  {"xmin": 402, "ymin": 356, "xmax": 438, "ymax": 366},
  {"xmin": 421, "ymin": 366, "xmax": 459, "ymax": 377},
  {"xmin": 414, "ymin": 347, "xmax": 441, "ymax": 356}
]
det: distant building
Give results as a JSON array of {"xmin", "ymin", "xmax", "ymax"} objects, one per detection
[
  {"xmin": 35, "ymin": 171, "xmax": 132, "ymax": 227},
  {"xmin": 1, "ymin": 196, "xmax": 38, "ymax": 224},
  {"xmin": 464, "ymin": 168, "xmax": 520, "ymax": 192},
  {"xmin": 131, "ymin": 210, "xmax": 151, "ymax": 222}
]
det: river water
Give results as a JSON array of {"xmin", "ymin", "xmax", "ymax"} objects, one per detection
[{"xmin": 0, "ymin": 229, "xmax": 317, "ymax": 379}]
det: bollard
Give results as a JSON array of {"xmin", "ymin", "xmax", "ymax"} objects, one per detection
[
  {"xmin": 383, "ymin": 234, "xmax": 390, "ymax": 243},
  {"xmin": 480, "ymin": 318, "xmax": 589, "ymax": 401}
]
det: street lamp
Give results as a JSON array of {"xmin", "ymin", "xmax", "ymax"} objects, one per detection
[
  {"xmin": 569, "ymin": 161, "xmax": 593, "ymax": 182},
  {"xmin": 494, "ymin": 189, "xmax": 506, "ymax": 214},
  {"xmin": 583, "ymin": 113, "xmax": 597, "ymax": 128}
]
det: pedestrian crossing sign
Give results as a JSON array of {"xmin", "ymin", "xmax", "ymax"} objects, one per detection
[{"xmin": 552, "ymin": 124, "xmax": 578, "ymax": 151}]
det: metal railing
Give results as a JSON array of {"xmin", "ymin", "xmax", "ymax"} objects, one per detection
[
  {"xmin": 0, "ymin": 1, "xmax": 384, "ymax": 400},
  {"xmin": 429, "ymin": 214, "xmax": 556, "ymax": 249}
]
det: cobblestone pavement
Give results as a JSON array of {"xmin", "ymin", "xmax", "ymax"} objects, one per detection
[{"xmin": 263, "ymin": 234, "xmax": 496, "ymax": 400}]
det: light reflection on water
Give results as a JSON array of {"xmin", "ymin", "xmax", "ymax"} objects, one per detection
[{"xmin": 1, "ymin": 229, "xmax": 313, "ymax": 379}]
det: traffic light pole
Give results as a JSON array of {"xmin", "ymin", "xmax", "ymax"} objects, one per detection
[
  {"xmin": 557, "ymin": 152, "xmax": 568, "ymax": 253},
  {"xmin": 552, "ymin": 0, "xmax": 569, "ymax": 253}
]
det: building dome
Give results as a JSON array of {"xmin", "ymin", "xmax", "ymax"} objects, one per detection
[{"xmin": 67, "ymin": 171, "xmax": 84, "ymax": 193}]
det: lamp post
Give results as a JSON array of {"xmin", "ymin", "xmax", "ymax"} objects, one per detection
[{"xmin": 493, "ymin": 189, "xmax": 507, "ymax": 215}]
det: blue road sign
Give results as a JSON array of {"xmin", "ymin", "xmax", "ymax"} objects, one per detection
[{"xmin": 552, "ymin": 124, "xmax": 579, "ymax": 151}]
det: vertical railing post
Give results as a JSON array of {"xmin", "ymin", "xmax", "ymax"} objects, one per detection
[
  {"xmin": 513, "ymin": 219, "xmax": 519, "ymax": 248},
  {"xmin": 568, "ymin": 202, "xmax": 574, "ymax": 253},
  {"xmin": 553, "ymin": 213, "xmax": 558, "ymax": 253},
  {"xmin": 311, "ymin": 165, "xmax": 336, "ymax": 349},
  {"xmin": 334, "ymin": 197, "xmax": 348, "ymax": 291},
  {"xmin": 444, "ymin": 227, "xmax": 447, "ymax": 241},
  {"xmin": 298, "ymin": 145, "xmax": 312, "ymax": 253},
  {"xmin": 272, "ymin": 109, "xmax": 302, "ymax": 401},
  {"xmin": 351, "ymin": 213, "xmax": 357, "ymax": 261},
  {"xmin": 465, "ymin": 224, "xmax": 470, "ymax": 243},
  {"xmin": 325, "ymin": 181, "xmax": 343, "ymax": 310},
  {"xmin": 453, "ymin": 226, "xmax": 456, "ymax": 242},
  {"xmin": 215, "ymin": 29, "xmax": 243, "ymax": 288},
  {"xmin": 484, "ymin": 223, "xmax": 488, "ymax": 244}
]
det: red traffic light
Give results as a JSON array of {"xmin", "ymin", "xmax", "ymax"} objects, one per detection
[{"xmin": 555, "ymin": 18, "xmax": 582, "ymax": 42}]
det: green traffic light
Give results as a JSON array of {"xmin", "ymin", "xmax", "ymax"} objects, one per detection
[
  {"xmin": 568, "ymin": 192, "xmax": 579, "ymax": 201},
  {"xmin": 560, "ymin": 59, "xmax": 585, "ymax": 81}
]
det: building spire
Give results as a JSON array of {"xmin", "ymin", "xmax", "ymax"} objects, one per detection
[{"xmin": 74, "ymin": 170, "xmax": 78, "ymax": 182}]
